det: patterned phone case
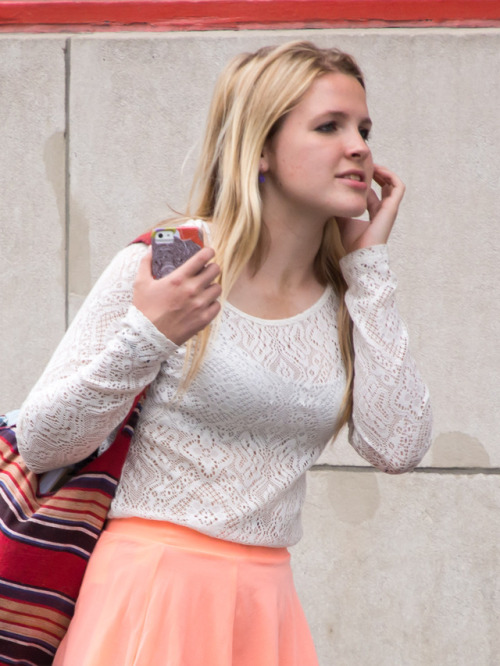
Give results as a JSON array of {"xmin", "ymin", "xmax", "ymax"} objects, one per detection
[{"xmin": 151, "ymin": 225, "xmax": 204, "ymax": 279}]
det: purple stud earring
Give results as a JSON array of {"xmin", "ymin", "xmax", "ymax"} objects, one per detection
[{"xmin": 258, "ymin": 173, "xmax": 265, "ymax": 184}]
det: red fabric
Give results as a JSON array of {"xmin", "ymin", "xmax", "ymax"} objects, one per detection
[{"xmin": 0, "ymin": 397, "xmax": 143, "ymax": 664}]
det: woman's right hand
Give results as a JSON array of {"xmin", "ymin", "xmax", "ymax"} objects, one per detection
[
  {"xmin": 133, "ymin": 247, "xmax": 222, "ymax": 346},
  {"xmin": 336, "ymin": 164, "xmax": 405, "ymax": 254}
]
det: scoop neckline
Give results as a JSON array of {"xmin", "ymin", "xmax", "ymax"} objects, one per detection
[{"xmin": 224, "ymin": 284, "xmax": 333, "ymax": 325}]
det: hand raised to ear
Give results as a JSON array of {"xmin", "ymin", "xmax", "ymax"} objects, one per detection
[
  {"xmin": 133, "ymin": 247, "xmax": 222, "ymax": 346},
  {"xmin": 336, "ymin": 165, "xmax": 405, "ymax": 255}
]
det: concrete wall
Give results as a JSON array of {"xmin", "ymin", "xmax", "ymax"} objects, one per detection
[{"xmin": 1, "ymin": 29, "xmax": 499, "ymax": 665}]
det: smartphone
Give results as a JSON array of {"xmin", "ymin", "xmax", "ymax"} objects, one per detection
[{"xmin": 151, "ymin": 224, "xmax": 204, "ymax": 279}]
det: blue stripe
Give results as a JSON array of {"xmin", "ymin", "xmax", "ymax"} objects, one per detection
[
  {"xmin": 0, "ymin": 483, "xmax": 100, "ymax": 534},
  {"xmin": 0, "ymin": 653, "xmax": 42, "ymax": 666},
  {"xmin": 0, "ymin": 428, "xmax": 18, "ymax": 449},
  {"xmin": 0, "ymin": 629, "xmax": 56, "ymax": 657},
  {"xmin": 64, "ymin": 473, "xmax": 118, "ymax": 494},
  {"xmin": 0, "ymin": 578, "xmax": 75, "ymax": 615},
  {"xmin": 0, "ymin": 521, "xmax": 93, "ymax": 559},
  {"xmin": 0, "ymin": 482, "xmax": 101, "ymax": 535}
]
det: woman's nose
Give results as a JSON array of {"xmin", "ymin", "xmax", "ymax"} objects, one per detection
[{"xmin": 346, "ymin": 132, "xmax": 371, "ymax": 160}]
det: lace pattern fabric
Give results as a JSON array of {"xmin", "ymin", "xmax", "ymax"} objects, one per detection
[
  {"xmin": 340, "ymin": 246, "xmax": 432, "ymax": 473},
  {"xmin": 17, "ymin": 241, "xmax": 432, "ymax": 547}
]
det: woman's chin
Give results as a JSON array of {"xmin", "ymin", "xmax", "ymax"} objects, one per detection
[{"xmin": 334, "ymin": 204, "xmax": 367, "ymax": 219}]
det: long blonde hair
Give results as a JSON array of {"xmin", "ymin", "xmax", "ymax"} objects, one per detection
[{"xmin": 179, "ymin": 41, "xmax": 366, "ymax": 436}]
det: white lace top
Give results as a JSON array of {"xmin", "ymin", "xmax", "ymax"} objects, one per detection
[{"xmin": 17, "ymin": 241, "xmax": 432, "ymax": 547}]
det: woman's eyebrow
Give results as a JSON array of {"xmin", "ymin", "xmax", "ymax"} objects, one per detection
[{"xmin": 319, "ymin": 110, "xmax": 372, "ymax": 126}]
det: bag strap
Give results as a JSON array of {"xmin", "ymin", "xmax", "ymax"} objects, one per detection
[{"xmin": 131, "ymin": 231, "xmax": 152, "ymax": 246}]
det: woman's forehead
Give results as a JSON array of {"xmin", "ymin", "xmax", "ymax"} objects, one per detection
[{"xmin": 291, "ymin": 72, "xmax": 370, "ymax": 120}]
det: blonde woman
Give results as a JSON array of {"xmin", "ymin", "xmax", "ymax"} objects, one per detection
[{"xmin": 18, "ymin": 41, "xmax": 432, "ymax": 665}]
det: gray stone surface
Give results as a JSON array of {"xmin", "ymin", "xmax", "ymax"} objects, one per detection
[
  {"xmin": 292, "ymin": 470, "xmax": 500, "ymax": 666},
  {"xmin": 0, "ymin": 36, "xmax": 67, "ymax": 408}
]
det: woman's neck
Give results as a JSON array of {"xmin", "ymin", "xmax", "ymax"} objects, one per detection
[
  {"xmin": 227, "ymin": 209, "xmax": 327, "ymax": 319},
  {"xmin": 259, "ymin": 198, "xmax": 327, "ymax": 285}
]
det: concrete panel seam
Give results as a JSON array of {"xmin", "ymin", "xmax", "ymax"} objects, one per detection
[
  {"xmin": 311, "ymin": 465, "xmax": 500, "ymax": 475},
  {"xmin": 64, "ymin": 37, "xmax": 71, "ymax": 330}
]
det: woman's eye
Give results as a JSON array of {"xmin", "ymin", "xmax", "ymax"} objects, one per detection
[
  {"xmin": 316, "ymin": 122, "xmax": 337, "ymax": 133},
  {"xmin": 359, "ymin": 127, "xmax": 371, "ymax": 141}
]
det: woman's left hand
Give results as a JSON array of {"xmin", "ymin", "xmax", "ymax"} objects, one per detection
[{"xmin": 336, "ymin": 164, "xmax": 405, "ymax": 254}]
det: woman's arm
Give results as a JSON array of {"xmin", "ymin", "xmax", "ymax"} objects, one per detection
[
  {"xmin": 336, "ymin": 165, "xmax": 431, "ymax": 472},
  {"xmin": 16, "ymin": 244, "xmax": 177, "ymax": 473},
  {"xmin": 340, "ymin": 244, "xmax": 432, "ymax": 473}
]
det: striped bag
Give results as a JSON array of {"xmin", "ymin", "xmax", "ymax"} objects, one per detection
[{"xmin": 0, "ymin": 397, "xmax": 142, "ymax": 665}]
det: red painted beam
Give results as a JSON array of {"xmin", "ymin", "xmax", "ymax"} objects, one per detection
[{"xmin": 1, "ymin": 0, "xmax": 499, "ymax": 32}]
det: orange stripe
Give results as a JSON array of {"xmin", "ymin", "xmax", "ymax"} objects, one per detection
[
  {"xmin": 0, "ymin": 616, "xmax": 64, "ymax": 647},
  {"xmin": 0, "ymin": 445, "xmax": 38, "ymax": 514},
  {"xmin": 0, "ymin": 603, "xmax": 68, "ymax": 637},
  {"xmin": 1, "ymin": 474, "xmax": 109, "ymax": 525},
  {"xmin": 1, "ymin": 442, "xmax": 112, "ymax": 525},
  {"xmin": 38, "ymin": 502, "xmax": 109, "ymax": 522},
  {"xmin": 43, "ymin": 492, "xmax": 111, "ymax": 510},
  {"xmin": 0, "ymin": 597, "xmax": 68, "ymax": 628}
]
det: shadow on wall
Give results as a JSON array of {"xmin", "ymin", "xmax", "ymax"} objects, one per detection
[{"xmin": 432, "ymin": 432, "xmax": 491, "ymax": 468}]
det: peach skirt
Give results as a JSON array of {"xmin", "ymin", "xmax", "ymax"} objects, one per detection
[{"xmin": 53, "ymin": 518, "xmax": 319, "ymax": 666}]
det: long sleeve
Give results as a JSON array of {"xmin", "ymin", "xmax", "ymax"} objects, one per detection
[
  {"xmin": 339, "ymin": 244, "xmax": 432, "ymax": 473},
  {"xmin": 17, "ymin": 243, "xmax": 178, "ymax": 473}
]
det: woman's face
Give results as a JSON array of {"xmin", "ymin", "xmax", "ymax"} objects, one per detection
[{"xmin": 261, "ymin": 72, "xmax": 374, "ymax": 223}]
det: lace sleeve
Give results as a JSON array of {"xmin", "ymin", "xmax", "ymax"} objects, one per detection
[
  {"xmin": 17, "ymin": 243, "xmax": 178, "ymax": 473},
  {"xmin": 339, "ymin": 245, "xmax": 432, "ymax": 473}
]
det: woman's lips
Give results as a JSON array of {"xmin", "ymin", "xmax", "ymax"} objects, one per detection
[{"xmin": 336, "ymin": 173, "xmax": 368, "ymax": 190}]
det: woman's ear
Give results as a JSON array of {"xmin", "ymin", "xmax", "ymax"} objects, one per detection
[{"xmin": 259, "ymin": 143, "xmax": 271, "ymax": 174}]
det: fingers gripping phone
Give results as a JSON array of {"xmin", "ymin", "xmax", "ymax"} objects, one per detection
[{"xmin": 151, "ymin": 224, "xmax": 204, "ymax": 279}]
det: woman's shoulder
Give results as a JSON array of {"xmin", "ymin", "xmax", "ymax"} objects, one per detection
[
  {"xmin": 75, "ymin": 242, "xmax": 148, "ymax": 316},
  {"xmin": 176, "ymin": 218, "xmax": 212, "ymax": 242},
  {"xmin": 93, "ymin": 218, "xmax": 210, "ymax": 295}
]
